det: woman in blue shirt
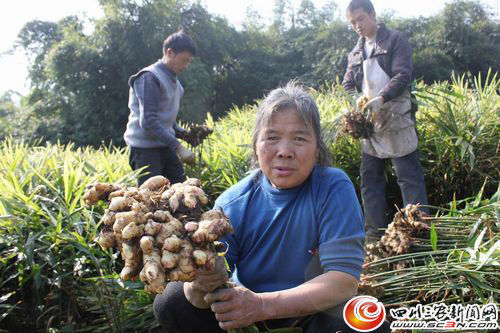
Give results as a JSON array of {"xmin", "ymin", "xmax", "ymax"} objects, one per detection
[{"xmin": 153, "ymin": 82, "xmax": 385, "ymax": 332}]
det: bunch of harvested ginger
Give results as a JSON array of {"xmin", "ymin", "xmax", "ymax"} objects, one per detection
[{"xmin": 83, "ymin": 176, "xmax": 233, "ymax": 294}]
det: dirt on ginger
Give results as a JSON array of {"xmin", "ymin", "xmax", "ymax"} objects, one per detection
[
  {"xmin": 340, "ymin": 95, "xmax": 375, "ymax": 139},
  {"xmin": 182, "ymin": 125, "xmax": 213, "ymax": 148}
]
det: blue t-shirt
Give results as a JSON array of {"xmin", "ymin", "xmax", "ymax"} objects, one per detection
[{"xmin": 214, "ymin": 166, "xmax": 365, "ymax": 293}]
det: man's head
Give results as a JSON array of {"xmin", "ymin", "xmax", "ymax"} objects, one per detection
[
  {"xmin": 346, "ymin": 0, "xmax": 378, "ymax": 39},
  {"xmin": 162, "ymin": 31, "xmax": 198, "ymax": 75}
]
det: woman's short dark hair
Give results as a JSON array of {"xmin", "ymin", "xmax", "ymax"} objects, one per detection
[
  {"xmin": 347, "ymin": 0, "xmax": 375, "ymax": 14},
  {"xmin": 163, "ymin": 30, "xmax": 197, "ymax": 56},
  {"xmin": 251, "ymin": 81, "xmax": 332, "ymax": 168}
]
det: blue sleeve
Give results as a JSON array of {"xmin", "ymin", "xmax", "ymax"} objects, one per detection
[
  {"xmin": 133, "ymin": 72, "xmax": 180, "ymax": 149},
  {"xmin": 317, "ymin": 176, "xmax": 365, "ymax": 280}
]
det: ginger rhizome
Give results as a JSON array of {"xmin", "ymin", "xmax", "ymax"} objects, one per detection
[
  {"xmin": 359, "ymin": 204, "xmax": 430, "ymax": 298},
  {"xmin": 84, "ymin": 176, "xmax": 233, "ymax": 294},
  {"xmin": 341, "ymin": 95, "xmax": 374, "ymax": 139}
]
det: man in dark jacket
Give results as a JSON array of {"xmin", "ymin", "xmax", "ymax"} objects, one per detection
[
  {"xmin": 124, "ymin": 31, "xmax": 197, "ymax": 186},
  {"xmin": 342, "ymin": 0, "xmax": 429, "ymax": 239}
]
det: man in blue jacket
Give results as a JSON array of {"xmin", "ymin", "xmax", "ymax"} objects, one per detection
[
  {"xmin": 124, "ymin": 31, "xmax": 197, "ymax": 186},
  {"xmin": 342, "ymin": 0, "xmax": 429, "ymax": 240}
]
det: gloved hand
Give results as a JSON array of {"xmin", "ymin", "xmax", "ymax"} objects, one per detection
[
  {"xmin": 175, "ymin": 129, "xmax": 188, "ymax": 140},
  {"xmin": 365, "ymin": 96, "xmax": 384, "ymax": 113},
  {"xmin": 176, "ymin": 145, "xmax": 195, "ymax": 165},
  {"xmin": 356, "ymin": 95, "xmax": 370, "ymax": 109}
]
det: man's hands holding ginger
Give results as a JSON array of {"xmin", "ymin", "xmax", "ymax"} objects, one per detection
[
  {"xmin": 365, "ymin": 96, "xmax": 384, "ymax": 112},
  {"xmin": 176, "ymin": 144, "xmax": 195, "ymax": 165},
  {"xmin": 360, "ymin": 96, "xmax": 384, "ymax": 123},
  {"xmin": 205, "ymin": 286, "xmax": 265, "ymax": 330}
]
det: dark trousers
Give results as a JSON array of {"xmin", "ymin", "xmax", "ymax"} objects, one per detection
[
  {"xmin": 153, "ymin": 282, "xmax": 390, "ymax": 333},
  {"xmin": 360, "ymin": 148, "xmax": 429, "ymax": 237},
  {"xmin": 129, "ymin": 146, "xmax": 186, "ymax": 187}
]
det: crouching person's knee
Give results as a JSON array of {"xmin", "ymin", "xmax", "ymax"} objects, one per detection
[
  {"xmin": 153, "ymin": 281, "xmax": 223, "ymax": 333},
  {"xmin": 153, "ymin": 281, "xmax": 184, "ymax": 331}
]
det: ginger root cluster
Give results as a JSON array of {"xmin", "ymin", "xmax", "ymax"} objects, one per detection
[
  {"xmin": 83, "ymin": 176, "xmax": 233, "ymax": 294},
  {"xmin": 365, "ymin": 204, "xmax": 429, "ymax": 265},
  {"xmin": 341, "ymin": 96, "xmax": 374, "ymax": 139},
  {"xmin": 360, "ymin": 204, "xmax": 429, "ymax": 298}
]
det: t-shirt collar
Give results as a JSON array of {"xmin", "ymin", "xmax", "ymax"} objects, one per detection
[{"xmin": 260, "ymin": 167, "xmax": 314, "ymax": 199}]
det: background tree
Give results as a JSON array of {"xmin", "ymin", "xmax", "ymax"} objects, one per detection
[
  {"xmin": 11, "ymin": 0, "xmax": 500, "ymax": 147},
  {"xmin": 439, "ymin": 0, "xmax": 500, "ymax": 77},
  {"xmin": 0, "ymin": 92, "xmax": 32, "ymax": 140},
  {"xmin": 389, "ymin": 0, "xmax": 499, "ymax": 83}
]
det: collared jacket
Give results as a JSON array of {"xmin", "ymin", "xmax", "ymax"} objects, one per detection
[
  {"xmin": 342, "ymin": 23, "xmax": 414, "ymax": 104},
  {"xmin": 342, "ymin": 24, "xmax": 419, "ymax": 158}
]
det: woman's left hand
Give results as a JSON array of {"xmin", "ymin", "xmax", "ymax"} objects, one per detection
[
  {"xmin": 191, "ymin": 255, "xmax": 228, "ymax": 293},
  {"xmin": 204, "ymin": 286, "xmax": 265, "ymax": 330}
]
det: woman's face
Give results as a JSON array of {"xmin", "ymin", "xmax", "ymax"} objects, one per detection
[{"xmin": 256, "ymin": 109, "xmax": 318, "ymax": 189}]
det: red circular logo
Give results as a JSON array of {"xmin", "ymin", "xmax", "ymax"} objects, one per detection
[{"xmin": 343, "ymin": 295, "xmax": 386, "ymax": 332}]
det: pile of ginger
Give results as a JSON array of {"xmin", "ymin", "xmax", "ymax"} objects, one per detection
[{"xmin": 83, "ymin": 176, "xmax": 233, "ymax": 294}]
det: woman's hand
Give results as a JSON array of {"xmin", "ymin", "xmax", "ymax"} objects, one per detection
[
  {"xmin": 184, "ymin": 256, "xmax": 229, "ymax": 309},
  {"xmin": 192, "ymin": 255, "xmax": 229, "ymax": 293},
  {"xmin": 204, "ymin": 286, "xmax": 265, "ymax": 330}
]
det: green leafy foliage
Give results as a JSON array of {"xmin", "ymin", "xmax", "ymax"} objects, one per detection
[
  {"xmin": 430, "ymin": 223, "xmax": 438, "ymax": 251},
  {"xmin": 0, "ymin": 71, "xmax": 498, "ymax": 331},
  {"xmin": 0, "ymin": 140, "xmax": 159, "ymax": 332},
  {"xmin": 416, "ymin": 70, "xmax": 499, "ymax": 205},
  {"xmin": 0, "ymin": 92, "xmax": 37, "ymax": 141}
]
